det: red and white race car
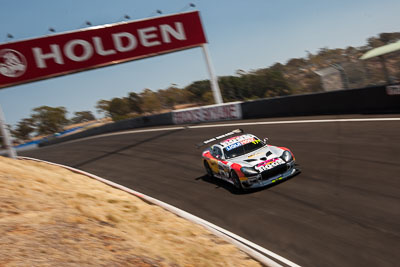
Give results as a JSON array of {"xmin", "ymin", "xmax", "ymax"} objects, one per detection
[{"xmin": 200, "ymin": 129, "xmax": 300, "ymax": 190}]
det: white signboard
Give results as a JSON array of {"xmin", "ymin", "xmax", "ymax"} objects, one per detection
[
  {"xmin": 172, "ymin": 102, "xmax": 242, "ymax": 124},
  {"xmin": 386, "ymin": 85, "xmax": 400, "ymax": 95}
]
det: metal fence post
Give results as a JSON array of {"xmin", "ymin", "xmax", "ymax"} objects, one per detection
[
  {"xmin": 201, "ymin": 44, "xmax": 223, "ymax": 104},
  {"xmin": 0, "ymin": 104, "xmax": 17, "ymax": 158}
]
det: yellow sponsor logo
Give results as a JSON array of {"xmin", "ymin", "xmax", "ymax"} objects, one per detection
[
  {"xmin": 248, "ymin": 152, "xmax": 262, "ymax": 159},
  {"xmin": 271, "ymin": 177, "xmax": 284, "ymax": 183}
]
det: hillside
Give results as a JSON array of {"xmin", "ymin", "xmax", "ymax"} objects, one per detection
[{"xmin": 0, "ymin": 156, "xmax": 260, "ymax": 267}]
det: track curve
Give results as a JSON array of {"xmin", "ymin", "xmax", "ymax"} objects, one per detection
[{"xmin": 22, "ymin": 115, "xmax": 400, "ymax": 267}]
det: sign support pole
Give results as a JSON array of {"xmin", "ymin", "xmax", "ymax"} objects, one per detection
[
  {"xmin": 0, "ymin": 104, "xmax": 16, "ymax": 158},
  {"xmin": 201, "ymin": 44, "xmax": 223, "ymax": 104}
]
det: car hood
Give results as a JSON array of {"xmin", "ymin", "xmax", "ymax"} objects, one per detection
[{"xmin": 228, "ymin": 145, "xmax": 285, "ymax": 168}]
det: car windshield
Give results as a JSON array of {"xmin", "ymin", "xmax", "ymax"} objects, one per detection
[{"xmin": 223, "ymin": 139, "xmax": 264, "ymax": 159}]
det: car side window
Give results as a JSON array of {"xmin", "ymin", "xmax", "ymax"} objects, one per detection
[{"xmin": 212, "ymin": 146, "xmax": 223, "ymax": 159}]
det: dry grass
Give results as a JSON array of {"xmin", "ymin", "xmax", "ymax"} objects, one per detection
[{"xmin": 0, "ymin": 156, "xmax": 261, "ymax": 267}]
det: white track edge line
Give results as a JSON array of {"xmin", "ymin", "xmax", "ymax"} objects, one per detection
[
  {"xmin": 18, "ymin": 156, "xmax": 302, "ymax": 267},
  {"xmin": 189, "ymin": 117, "xmax": 400, "ymax": 129},
  {"xmin": 50, "ymin": 117, "xmax": 400, "ymax": 145}
]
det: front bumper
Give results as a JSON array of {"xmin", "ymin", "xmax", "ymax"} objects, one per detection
[{"xmin": 241, "ymin": 162, "xmax": 300, "ymax": 189}]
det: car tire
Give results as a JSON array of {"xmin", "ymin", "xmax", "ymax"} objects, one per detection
[
  {"xmin": 204, "ymin": 161, "xmax": 214, "ymax": 178},
  {"xmin": 231, "ymin": 171, "xmax": 243, "ymax": 191}
]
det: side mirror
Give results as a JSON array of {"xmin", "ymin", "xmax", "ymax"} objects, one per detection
[{"xmin": 215, "ymin": 154, "xmax": 221, "ymax": 159}]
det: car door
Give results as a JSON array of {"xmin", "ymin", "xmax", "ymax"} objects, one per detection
[{"xmin": 208, "ymin": 145, "xmax": 222, "ymax": 174}]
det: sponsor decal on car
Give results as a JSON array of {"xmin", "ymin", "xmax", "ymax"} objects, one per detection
[
  {"xmin": 271, "ymin": 177, "xmax": 284, "ymax": 183},
  {"xmin": 239, "ymin": 137, "xmax": 255, "ymax": 145},
  {"xmin": 220, "ymin": 134, "xmax": 256, "ymax": 147},
  {"xmin": 255, "ymin": 158, "xmax": 285, "ymax": 172},
  {"xmin": 225, "ymin": 142, "xmax": 242, "ymax": 151}
]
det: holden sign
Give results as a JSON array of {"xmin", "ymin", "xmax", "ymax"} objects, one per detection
[
  {"xmin": 0, "ymin": 11, "xmax": 207, "ymax": 88},
  {"xmin": 0, "ymin": 49, "xmax": 27, "ymax": 78}
]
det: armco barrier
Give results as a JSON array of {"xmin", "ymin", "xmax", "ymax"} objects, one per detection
[
  {"xmin": 39, "ymin": 112, "xmax": 173, "ymax": 147},
  {"xmin": 241, "ymin": 85, "xmax": 400, "ymax": 119}
]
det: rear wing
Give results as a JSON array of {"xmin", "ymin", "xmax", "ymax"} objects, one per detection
[{"xmin": 196, "ymin": 129, "xmax": 243, "ymax": 148}]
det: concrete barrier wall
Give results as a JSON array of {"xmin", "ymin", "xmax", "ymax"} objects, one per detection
[{"xmin": 241, "ymin": 85, "xmax": 400, "ymax": 119}]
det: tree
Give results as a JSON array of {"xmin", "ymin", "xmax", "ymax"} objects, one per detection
[
  {"xmin": 140, "ymin": 89, "xmax": 162, "ymax": 113},
  {"xmin": 157, "ymin": 86, "xmax": 190, "ymax": 109},
  {"xmin": 31, "ymin": 106, "xmax": 69, "ymax": 135},
  {"xmin": 12, "ymin": 118, "xmax": 35, "ymax": 140},
  {"xmin": 218, "ymin": 76, "xmax": 244, "ymax": 101},
  {"xmin": 71, "ymin": 111, "xmax": 95, "ymax": 124},
  {"xmin": 184, "ymin": 80, "xmax": 212, "ymax": 104},
  {"xmin": 96, "ymin": 99, "xmax": 111, "ymax": 117},
  {"xmin": 367, "ymin": 37, "xmax": 384, "ymax": 49},
  {"xmin": 379, "ymin": 32, "xmax": 400, "ymax": 44},
  {"xmin": 108, "ymin": 97, "xmax": 131, "ymax": 121},
  {"xmin": 127, "ymin": 92, "xmax": 142, "ymax": 114}
]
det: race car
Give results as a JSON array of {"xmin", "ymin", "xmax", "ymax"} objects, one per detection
[{"xmin": 199, "ymin": 129, "xmax": 300, "ymax": 190}]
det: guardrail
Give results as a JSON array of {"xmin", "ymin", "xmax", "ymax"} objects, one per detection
[
  {"xmin": 241, "ymin": 85, "xmax": 400, "ymax": 119},
  {"xmin": 38, "ymin": 85, "xmax": 399, "ymax": 147}
]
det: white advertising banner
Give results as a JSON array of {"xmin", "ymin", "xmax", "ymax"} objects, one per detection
[
  {"xmin": 386, "ymin": 84, "xmax": 400, "ymax": 95},
  {"xmin": 172, "ymin": 102, "xmax": 242, "ymax": 124}
]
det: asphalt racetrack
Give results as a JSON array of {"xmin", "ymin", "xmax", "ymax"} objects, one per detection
[{"xmin": 22, "ymin": 115, "xmax": 400, "ymax": 267}]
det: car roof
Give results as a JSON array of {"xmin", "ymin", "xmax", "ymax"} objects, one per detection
[{"xmin": 218, "ymin": 133, "xmax": 258, "ymax": 149}]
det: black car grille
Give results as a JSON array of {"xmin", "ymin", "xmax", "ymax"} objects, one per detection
[{"xmin": 261, "ymin": 164, "xmax": 288, "ymax": 180}]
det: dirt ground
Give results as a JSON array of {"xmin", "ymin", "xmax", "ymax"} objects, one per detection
[{"xmin": 0, "ymin": 156, "xmax": 261, "ymax": 267}]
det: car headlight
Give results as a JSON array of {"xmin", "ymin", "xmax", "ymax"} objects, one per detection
[
  {"xmin": 281, "ymin": 151, "xmax": 293, "ymax": 162},
  {"xmin": 240, "ymin": 167, "xmax": 259, "ymax": 176}
]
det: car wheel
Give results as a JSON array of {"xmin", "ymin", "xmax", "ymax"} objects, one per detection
[
  {"xmin": 231, "ymin": 171, "xmax": 243, "ymax": 191},
  {"xmin": 204, "ymin": 161, "xmax": 214, "ymax": 178}
]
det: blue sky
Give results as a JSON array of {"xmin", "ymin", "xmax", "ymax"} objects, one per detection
[{"xmin": 0, "ymin": 0, "xmax": 399, "ymax": 126}]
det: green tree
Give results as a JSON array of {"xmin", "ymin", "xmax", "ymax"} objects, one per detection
[
  {"xmin": 378, "ymin": 32, "xmax": 400, "ymax": 44},
  {"xmin": 71, "ymin": 111, "xmax": 96, "ymax": 124},
  {"xmin": 108, "ymin": 97, "xmax": 131, "ymax": 121},
  {"xmin": 127, "ymin": 92, "xmax": 142, "ymax": 114},
  {"xmin": 140, "ymin": 89, "xmax": 162, "ymax": 113},
  {"xmin": 12, "ymin": 118, "xmax": 35, "ymax": 140},
  {"xmin": 245, "ymin": 69, "xmax": 292, "ymax": 98},
  {"xmin": 96, "ymin": 100, "xmax": 111, "ymax": 117},
  {"xmin": 31, "ymin": 106, "xmax": 69, "ymax": 135},
  {"xmin": 157, "ymin": 85, "xmax": 190, "ymax": 109},
  {"xmin": 219, "ymin": 76, "xmax": 244, "ymax": 101},
  {"xmin": 367, "ymin": 37, "xmax": 385, "ymax": 48},
  {"xmin": 184, "ymin": 80, "xmax": 212, "ymax": 104}
]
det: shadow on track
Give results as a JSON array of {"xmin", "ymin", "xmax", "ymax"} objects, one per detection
[
  {"xmin": 73, "ymin": 128, "xmax": 185, "ymax": 168},
  {"xmin": 195, "ymin": 172, "xmax": 301, "ymax": 195}
]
